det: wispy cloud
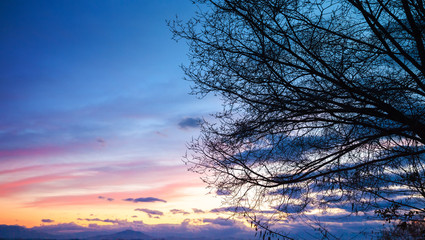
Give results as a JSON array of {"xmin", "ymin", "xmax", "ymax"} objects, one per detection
[
  {"xmin": 135, "ymin": 208, "xmax": 163, "ymax": 218},
  {"xmin": 98, "ymin": 196, "xmax": 114, "ymax": 201},
  {"xmin": 216, "ymin": 189, "xmax": 231, "ymax": 196},
  {"xmin": 192, "ymin": 208, "xmax": 205, "ymax": 214},
  {"xmin": 123, "ymin": 197, "xmax": 166, "ymax": 203},
  {"xmin": 77, "ymin": 218, "xmax": 122, "ymax": 224},
  {"xmin": 41, "ymin": 219, "xmax": 54, "ymax": 223},
  {"xmin": 0, "ymin": 174, "xmax": 78, "ymax": 197},
  {"xmin": 210, "ymin": 206, "xmax": 249, "ymax": 213},
  {"xmin": 170, "ymin": 209, "xmax": 190, "ymax": 215}
]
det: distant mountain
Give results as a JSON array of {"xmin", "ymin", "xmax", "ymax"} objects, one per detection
[
  {"xmin": 0, "ymin": 225, "xmax": 54, "ymax": 239},
  {"xmin": 0, "ymin": 225, "xmax": 250, "ymax": 240},
  {"xmin": 87, "ymin": 229, "xmax": 153, "ymax": 240},
  {"xmin": 0, "ymin": 226, "xmax": 154, "ymax": 240}
]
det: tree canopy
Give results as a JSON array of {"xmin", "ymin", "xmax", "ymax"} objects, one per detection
[{"xmin": 171, "ymin": 0, "xmax": 425, "ymax": 238}]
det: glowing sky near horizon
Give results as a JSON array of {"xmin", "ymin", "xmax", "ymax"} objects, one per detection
[{"xmin": 0, "ymin": 0, "xmax": 229, "ymax": 229}]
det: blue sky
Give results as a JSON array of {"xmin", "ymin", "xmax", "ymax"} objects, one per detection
[
  {"xmin": 0, "ymin": 0, "xmax": 218, "ymax": 154},
  {"xmin": 0, "ymin": 0, "xmax": 229, "ymax": 229},
  {"xmin": 1, "ymin": 0, "xmax": 203, "ymax": 119}
]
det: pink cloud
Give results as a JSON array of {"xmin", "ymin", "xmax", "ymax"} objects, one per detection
[
  {"xmin": 26, "ymin": 179, "xmax": 205, "ymax": 208},
  {"xmin": 40, "ymin": 161, "xmax": 202, "ymax": 195},
  {"xmin": 0, "ymin": 165, "xmax": 45, "ymax": 175},
  {"xmin": 0, "ymin": 174, "xmax": 78, "ymax": 197},
  {"xmin": 0, "ymin": 157, "xmax": 206, "ymax": 209},
  {"xmin": 0, "ymin": 162, "xmax": 85, "ymax": 175},
  {"xmin": 26, "ymin": 194, "xmax": 115, "ymax": 207}
]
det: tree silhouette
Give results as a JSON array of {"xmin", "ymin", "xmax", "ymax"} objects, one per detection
[{"xmin": 171, "ymin": 0, "xmax": 425, "ymax": 238}]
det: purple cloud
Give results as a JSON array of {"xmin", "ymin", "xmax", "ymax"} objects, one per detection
[
  {"xmin": 216, "ymin": 189, "xmax": 231, "ymax": 195},
  {"xmin": 135, "ymin": 208, "xmax": 163, "ymax": 218},
  {"xmin": 77, "ymin": 218, "xmax": 122, "ymax": 224},
  {"xmin": 41, "ymin": 219, "xmax": 54, "ymax": 223},
  {"xmin": 170, "ymin": 209, "xmax": 190, "ymax": 215},
  {"xmin": 98, "ymin": 196, "xmax": 114, "ymax": 201},
  {"xmin": 123, "ymin": 197, "xmax": 166, "ymax": 203},
  {"xmin": 210, "ymin": 206, "xmax": 250, "ymax": 213},
  {"xmin": 192, "ymin": 208, "xmax": 205, "ymax": 214},
  {"xmin": 32, "ymin": 222, "xmax": 88, "ymax": 233}
]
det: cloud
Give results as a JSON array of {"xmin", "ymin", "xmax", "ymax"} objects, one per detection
[
  {"xmin": 31, "ymin": 217, "xmax": 255, "ymax": 239},
  {"xmin": 210, "ymin": 206, "xmax": 276, "ymax": 215},
  {"xmin": 210, "ymin": 206, "xmax": 250, "ymax": 213},
  {"xmin": 216, "ymin": 189, "xmax": 231, "ymax": 195},
  {"xmin": 96, "ymin": 138, "xmax": 105, "ymax": 146},
  {"xmin": 98, "ymin": 196, "xmax": 113, "ymax": 201},
  {"xmin": 203, "ymin": 217, "xmax": 236, "ymax": 227},
  {"xmin": 178, "ymin": 117, "xmax": 201, "ymax": 129},
  {"xmin": 123, "ymin": 197, "xmax": 166, "ymax": 203},
  {"xmin": 273, "ymin": 203, "xmax": 310, "ymax": 214},
  {"xmin": 77, "ymin": 218, "xmax": 122, "ymax": 224},
  {"xmin": 135, "ymin": 208, "xmax": 164, "ymax": 218},
  {"xmin": 0, "ymin": 174, "xmax": 78, "ymax": 197},
  {"xmin": 98, "ymin": 196, "xmax": 114, "ymax": 201},
  {"xmin": 192, "ymin": 208, "xmax": 205, "ymax": 214},
  {"xmin": 32, "ymin": 222, "xmax": 88, "ymax": 234},
  {"xmin": 29, "ymin": 211, "xmax": 383, "ymax": 240},
  {"xmin": 170, "ymin": 209, "xmax": 190, "ymax": 215},
  {"xmin": 41, "ymin": 219, "xmax": 54, "ymax": 223}
]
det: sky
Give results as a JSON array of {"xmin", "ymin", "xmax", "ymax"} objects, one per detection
[
  {"xmin": 0, "ymin": 0, "xmax": 253, "ymax": 237},
  {"xmin": 0, "ymin": 1, "xmax": 389, "ymax": 239}
]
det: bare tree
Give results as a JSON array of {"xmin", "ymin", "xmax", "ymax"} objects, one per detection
[{"xmin": 171, "ymin": 0, "xmax": 425, "ymax": 238}]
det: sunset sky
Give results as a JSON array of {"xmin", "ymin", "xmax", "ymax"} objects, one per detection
[{"xmin": 0, "ymin": 0, "xmax": 253, "ymax": 237}]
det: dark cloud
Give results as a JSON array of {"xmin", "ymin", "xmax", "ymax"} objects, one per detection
[
  {"xmin": 41, "ymin": 219, "xmax": 54, "ymax": 223},
  {"xmin": 192, "ymin": 208, "xmax": 205, "ymax": 214},
  {"xmin": 178, "ymin": 117, "xmax": 201, "ymax": 129},
  {"xmin": 135, "ymin": 208, "xmax": 163, "ymax": 218},
  {"xmin": 123, "ymin": 197, "xmax": 166, "ymax": 203},
  {"xmin": 170, "ymin": 209, "xmax": 190, "ymax": 215}
]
